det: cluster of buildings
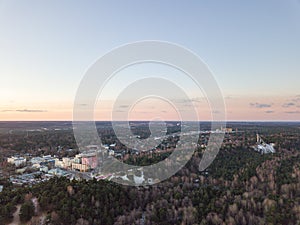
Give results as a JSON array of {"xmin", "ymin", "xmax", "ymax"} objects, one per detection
[
  {"xmin": 253, "ymin": 134, "xmax": 276, "ymax": 154},
  {"xmin": 7, "ymin": 150, "xmax": 100, "ymax": 174},
  {"xmin": 5, "ymin": 150, "xmax": 103, "ymax": 186},
  {"xmin": 7, "ymin": 156, "xmax": 27, "ymax": 167},
  {"xmin": 10, "ymin": 171, "xmax": 47, "ymax": 186}
]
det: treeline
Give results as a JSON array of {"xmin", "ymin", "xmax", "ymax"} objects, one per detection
[{"xmin": 0, "ymin": 146, "xmax": 299, "ymax": 224}]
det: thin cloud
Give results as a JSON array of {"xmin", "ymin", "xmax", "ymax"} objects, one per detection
[
  {"xmin": 250, "ymin": 102, "xmax": 272, "ymax": 108},
  {"xmin": 265, "ymin": 110, "xmax": 275, "ymax": 114},
  {"xmin": 212, "ymin": 110, "xmax": 221, "ymax": 114},
  {"xmin": 282, "ymin": 95, "xmax": 300, "ymax": 108},
  {"xmin": 190, "ymin": 97, "xmax": 203, "ymax": 103},
  {"xmin": 173, "ymin": 97, "xmax": 203, "ymax": 104},
  {"xmin": 1, "ymin": 109, "xmax": 47, "ymax": 113},
  {"xmin": 284, "ymin": 111, "xmax": 300, "ymax": 114},
  {"xmin": 114, "ymin": 110, "xmax": 126, "ymax": 113},
  {"xmin": 291, "ymin": 95, "xmax": 300, "ymax": 103},
  {"xmin": 282, "ymin": 102, "xmax": 295, "ymax": 108},
  {"xmin": 119, "ymin": 105, "xmax": 129, "ymax": 108},
  {"xmin": 224, "ymin": 95, "xmax": 238, "ymax": 100},
  {"xmin": 17, "ymin": 109, "xmax": 47, "ymax": 113},
  {"xmin": 140, "ymin": 111, "xmax": 150, "ymax": 114}
]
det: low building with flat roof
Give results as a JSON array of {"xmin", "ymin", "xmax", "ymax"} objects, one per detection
[
  {"xmin": 7, "ymin": 156, "xmax": 26, "ymax": 167},
  {"xmin": 72, "ymin": 163, "xmax": 89, "ymax": 172}
]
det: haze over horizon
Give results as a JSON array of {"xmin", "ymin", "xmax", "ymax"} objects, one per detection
[{"xmin": 1, "ymin": 0, "xmax": 300, "ymax": 121}]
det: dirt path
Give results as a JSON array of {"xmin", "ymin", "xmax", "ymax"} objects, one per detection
[
  {"xmin": 8, "ymin": 198, "xmax": 46, "ymax": 225},
  {"xmin": 8, "ymin": 204, "xmax": 21, "ymax": 225}
]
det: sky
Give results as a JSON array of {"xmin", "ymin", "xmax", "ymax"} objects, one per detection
[{"xmin": 0, "ymin": 0, "xmax": 300, "ymax": 121}]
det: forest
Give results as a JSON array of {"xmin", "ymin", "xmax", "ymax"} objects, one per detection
[{"xmin": 0, "ymin": 122, "xmax": 299, "ymax": 224}]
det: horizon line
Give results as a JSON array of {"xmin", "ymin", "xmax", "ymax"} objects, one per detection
[{"xmin": 0, "ymin": 120, "xmax": 300, "ymax": 123}]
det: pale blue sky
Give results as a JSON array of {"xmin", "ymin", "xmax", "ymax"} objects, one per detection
[{"xmin": 1, "ymin": 0, "xmax": 300, "ymax": 120}]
